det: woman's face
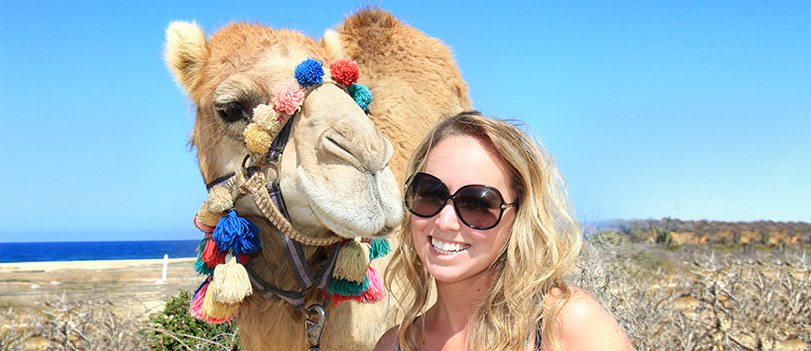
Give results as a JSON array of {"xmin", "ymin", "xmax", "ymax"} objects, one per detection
[{"xmin": 411, "ymin": 135, "xmax": 517, "ymax": 285}]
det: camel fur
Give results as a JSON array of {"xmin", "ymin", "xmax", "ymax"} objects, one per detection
[{"xmin": 165, "ymin": 8, "xmax": 470, "ymax": 350}]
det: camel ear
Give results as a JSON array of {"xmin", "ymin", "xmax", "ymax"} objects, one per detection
[
  {"xmin": 323, "ymin": 29, "xmax": 346, "ymax": 61},
  {"xmin": 165, "ymin": 21, "xmax": 208, "ymax": 94}
]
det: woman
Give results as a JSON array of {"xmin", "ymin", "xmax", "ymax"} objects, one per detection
[{"xmin": 375, "ymin": 111, "xmax": 632, "ymax": 351}]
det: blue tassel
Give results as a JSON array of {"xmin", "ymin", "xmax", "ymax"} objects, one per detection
[
  {"xmin": 328, "ymin": 275, "xmax": 370, "ymax": 297},
  {"xmin": 368, "ymin": 238, "xmax": 390, "ymax": 260},
  {"xmin": 294, "ymin": 59, "xmax": 324, "ymax": 86},
  {"xmin": 213, "ymin": 210, "xmax": 262, "ymax": 255},
  {"xmin": 348, "ymin": 84, "xmax": 372, "ymax": 110}
]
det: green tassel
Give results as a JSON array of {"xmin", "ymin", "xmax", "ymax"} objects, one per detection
[
  {"xmin": 368, "ymin": 238, "xmax": 390, "ymax": 260},
  {"xmin": 328, "ymin": 275, "xmax": 370, "ymax": 297}
]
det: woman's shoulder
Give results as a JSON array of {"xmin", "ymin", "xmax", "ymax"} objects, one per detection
[
  {"xmin": 374, "ymin": 325, "xmax": 400, "ymax": 351},
  {"xmin": 545, "ymin": 288, "xmax": 633, "ymax": 351}
]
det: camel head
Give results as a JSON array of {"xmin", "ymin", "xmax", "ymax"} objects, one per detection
[{"xmin": 165, "ymin": 21, "xmax": 403, "ymax": 241}]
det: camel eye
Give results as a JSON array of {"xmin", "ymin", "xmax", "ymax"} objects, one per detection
[{"xmin": 215, "ymin": 102, "xmax": 247, "ymax": 123}]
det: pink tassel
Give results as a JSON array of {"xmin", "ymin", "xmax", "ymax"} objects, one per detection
[
  {"xmin": 189, "ymin": 279, "xmax": 210, "ymax": 319},
  {"xmin": 361, "ymin": 267, "xmax": 386, "ymax": 303}
]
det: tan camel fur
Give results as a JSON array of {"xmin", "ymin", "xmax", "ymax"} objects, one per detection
[{"xmin": 165, "ymin": 8, "xmax": 469, "ymax": 350}]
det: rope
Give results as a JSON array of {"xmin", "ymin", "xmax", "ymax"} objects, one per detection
[{"xmin": 241, "ymin": 171, "xmax": 342, "ymax": 246}]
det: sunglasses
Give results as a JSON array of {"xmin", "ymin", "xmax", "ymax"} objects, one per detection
[{"xmin": 404, "ymin": 172, "xmax": 518, "ymax": 230}]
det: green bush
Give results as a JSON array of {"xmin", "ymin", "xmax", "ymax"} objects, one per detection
[{"xmin": 146, "ymin": 289, "xmax": 242, "ymax": 351}]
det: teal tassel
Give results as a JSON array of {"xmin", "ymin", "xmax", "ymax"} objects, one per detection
[
  {"xmin": 328, "ymin": 275, "xmax": 370, "ymax": 297},
  {"xmin": 195, "ymin": 255, "xmax": 215, "ymax": 276},
  {"xmin": 368, "ymin": 238, "xmax": 390, "ymax": 260},
  {"xmin": 194, "ymin": 238, "xmax": 214, "ymax": 276}
]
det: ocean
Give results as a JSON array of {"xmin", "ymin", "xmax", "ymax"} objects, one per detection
[{"xmin": 0, "ymin": 240, "xmax": 201, "ymax": 263}]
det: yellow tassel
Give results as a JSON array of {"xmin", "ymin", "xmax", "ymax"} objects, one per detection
[
  {"xmin": 243, "ymin": 123, "xmax": 272, "ymax": 154},
  {"xmin": 202, "ymin": 284, "xmax": 240, "ymax": 320},
  {"xmin": 197, "ymin": 203, "xmax": 223, "ymax": 227},
  {"xmin": 332, "ymin": 238, "xmax": 371, "ymax": 283},
  {"xmin": 206, "ymin": 186, "xmax": 233, "ymax": 214},
  {"xmin": 210, "ymin": 254, "xmax": 252, "ymax": 304}
]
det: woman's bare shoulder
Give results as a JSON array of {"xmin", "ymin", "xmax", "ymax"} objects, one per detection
[
  {"xmin": 547, "ymin": 288, "xmax": 633, "ymax": 351},
  {"xmin": 374, "ymin": 325, "xmax": 400, "ymax": 351}
]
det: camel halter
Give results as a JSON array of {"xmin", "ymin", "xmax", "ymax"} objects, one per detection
[{"xmin": 187, "ymin": 58, "xmax": 389, "ymax": 350}]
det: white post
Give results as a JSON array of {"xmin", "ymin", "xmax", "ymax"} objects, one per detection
[
  {"xmin": 162, "ymin": 254, "xmax": 169, "ymax": 281},
  {"xmin": 155, "ymin": 254, "xmax": 169, "ymax": 284}
]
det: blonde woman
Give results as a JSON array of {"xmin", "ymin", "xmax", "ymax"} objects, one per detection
[{"xmin": 375, "ymin": 112, "xmax": 632, "ymax": 351}]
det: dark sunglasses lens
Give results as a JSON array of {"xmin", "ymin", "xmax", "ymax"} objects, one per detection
[
  {"xmin": 454, "ymin": 186, "xmax": 503, "ymax": 229},
  {"xmin": 406, "ymin": 174, "xmax": 449, "ymax": 217}
]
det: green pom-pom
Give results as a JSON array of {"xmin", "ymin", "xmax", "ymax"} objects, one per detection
[
  {"xmin": 369, "ymin": 238, "xmax": 390, "ymax": 260},
  {"xmin": 348, "ymin": 84, "xmax": 372, "ymax": 110},
  {"xmin": 328, "ymin": 275, "xmax": 369, "ymax": 297}
]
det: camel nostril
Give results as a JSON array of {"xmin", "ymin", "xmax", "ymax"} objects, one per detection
[{"xmin": 322, "ymin": 133, "xmax": 365, "ymax": 170}]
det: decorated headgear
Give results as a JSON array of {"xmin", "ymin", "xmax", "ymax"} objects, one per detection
[{"xmin": 189, "ymin": 58, "xmax": 386, "ymax": 324}]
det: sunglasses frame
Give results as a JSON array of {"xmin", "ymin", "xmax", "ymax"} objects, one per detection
[{"xmin": 404, "ymin": 172, "xmax": 518, "ymax": 230}]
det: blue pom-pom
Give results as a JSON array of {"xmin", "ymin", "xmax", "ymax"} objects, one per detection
[
  {"xmin": 294, "ymin": 59, "xmax": 324, "ymax": 86},
  {"xmin": 368, "ymin": 238, "xmax": 390, "ymax": 260},
  {"xmin": 213, "ymin": 210, "xmax": 262, "ymax": 255},
  {"xmin": 348, "ymin": 84, "xmax": 372, "ymax": 110},
  {"xmin": 328, "ymin": 275, "xmax": 370, "ymax": 297}
]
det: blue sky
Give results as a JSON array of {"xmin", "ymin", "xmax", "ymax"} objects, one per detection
[{"xmin": 1, "ymin": 1, "xmax": 809, "ymax": 242}]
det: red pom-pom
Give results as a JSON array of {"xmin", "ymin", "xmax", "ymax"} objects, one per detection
[{"xmin": 329, "ymin": 58, "xmax": 359, "ymax": 87}]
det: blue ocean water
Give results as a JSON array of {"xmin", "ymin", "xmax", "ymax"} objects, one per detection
[{"xmin": 0, "ymin": 240, "xmax": 201, "ymax": 263}]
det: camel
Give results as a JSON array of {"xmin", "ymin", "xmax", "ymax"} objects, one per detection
[{"xmin": 165, "ymin": 8, "xmax": 469, "ymax": 350}]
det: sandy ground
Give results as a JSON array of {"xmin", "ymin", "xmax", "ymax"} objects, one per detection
[{"xmin": 0, "ymin": 258, "xmax": 202, "ymax": 316}]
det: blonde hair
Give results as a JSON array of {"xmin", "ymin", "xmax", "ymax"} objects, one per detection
[{"xmin": 385, "ymin": 111, "xmax": 583, "ymax": 351}]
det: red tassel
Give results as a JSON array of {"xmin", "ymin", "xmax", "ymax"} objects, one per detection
[{"xmin": 202, "ymin": 238, "xmax": 226, "ymax": 267}]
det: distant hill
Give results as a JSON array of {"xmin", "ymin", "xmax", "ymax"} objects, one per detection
[{"xmin": 596, "ymin": 218, "xmax": 811, "ymax": 246}]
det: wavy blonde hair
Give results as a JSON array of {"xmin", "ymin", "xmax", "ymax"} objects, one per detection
[{"xmin": 385, "ymin": 111, "xmax": 582, "ymax": 351}]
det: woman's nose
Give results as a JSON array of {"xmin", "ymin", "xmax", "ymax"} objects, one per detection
[{"xmin": 434, "ymin": 201, "xmax": 461, "ymax": 231}]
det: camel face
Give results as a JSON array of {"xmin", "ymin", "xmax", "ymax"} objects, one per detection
[
  {"xmin": 282, "ymin": 83, "xmax": 402, "ymax": 238},
  {"xmin": 166, "ymin": 21, "xmax": 403, "ymax": 240}
]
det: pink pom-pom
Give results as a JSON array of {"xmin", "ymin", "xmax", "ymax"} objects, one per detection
[
  {"xmin": 329, "ymin": 58, "xmax": 359, "ymax": 87},
  {"xmin": 272, "ymin": 79, "xmax": 304, "ymax": 115},
  {"xmin": 194, "ymin": 214, "xmax": 216, "ymax": 233},
  {"xmin": 202, "ymin": 237, "xmax": 226, "ymax": 268}
]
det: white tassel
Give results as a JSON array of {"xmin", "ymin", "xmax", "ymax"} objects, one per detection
[{"xmin": 209, "ymin": 254, "xmax": 252, "ymax": 304}]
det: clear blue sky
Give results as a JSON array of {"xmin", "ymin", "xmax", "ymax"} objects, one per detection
[{"xmin": 1, "ymin": 1, "xmax": 809, "ymax": 242}]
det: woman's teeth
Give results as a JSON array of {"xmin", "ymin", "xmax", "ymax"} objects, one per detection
[{"xmin": 431, "ymin": 237, "xmax": 470, "ymax": 254}]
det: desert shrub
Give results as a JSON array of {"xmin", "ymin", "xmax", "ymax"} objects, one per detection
[
  {"xmin": 575, "ymin": 233, "xmax": 811, "ymax": 350},
  {"xmin": 0, "ymin": 293, "xmax": 150, "ymax": 350},
  {"xmin": 146, "ymin": 289, "xmax": 241, "ymax": 351}
]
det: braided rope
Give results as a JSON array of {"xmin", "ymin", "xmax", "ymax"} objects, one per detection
[{"xmin": 241, "ymin": 171, "xmax": 342, "ymax": 246}]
